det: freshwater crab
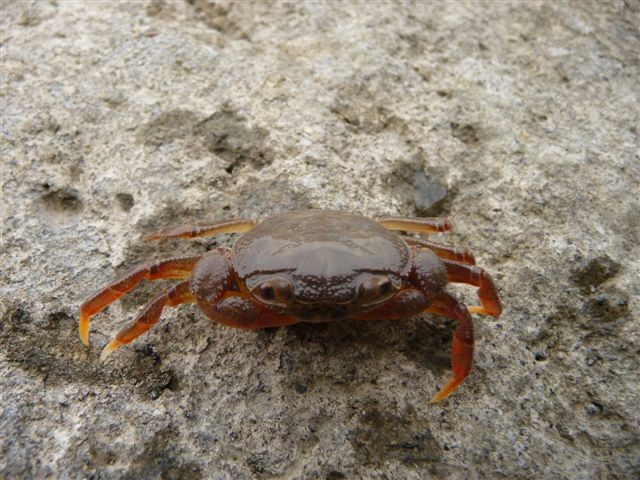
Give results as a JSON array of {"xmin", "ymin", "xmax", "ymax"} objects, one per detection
[{"xmin": 79, "ymin": 210, "xmax": 502, "ymax": 402}]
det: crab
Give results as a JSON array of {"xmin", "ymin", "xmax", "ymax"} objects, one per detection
[{"xmin": 79, "ymin": 210, "xmax": 502, "ymax": 402}]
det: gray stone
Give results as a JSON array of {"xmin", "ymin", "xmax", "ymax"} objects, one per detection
[{"xmin": 1, "ymin": 1, "xmax": 638, "ymax": 479}]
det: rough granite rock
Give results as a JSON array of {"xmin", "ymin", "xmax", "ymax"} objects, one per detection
[{"xmin": 1, "ymin": 1, "xmax": 639, "ymax": 479}]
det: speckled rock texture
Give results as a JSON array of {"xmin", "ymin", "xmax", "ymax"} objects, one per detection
[{"xmin": 1, "ymin": 1, "xmax": 639, "ymax": 479}]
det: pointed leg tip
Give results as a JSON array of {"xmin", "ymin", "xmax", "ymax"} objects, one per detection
[
  {"xmin": 429, "ymin": 392, "xmax": 448, "ymax": 404},
  {"xmin": 99, "ymin": 340, "xmax": 120, "ymax": 361},
  {"xmin": 430, "ymin": 378, "xmax": 463, "ymax": 403},
  {"xmin": 99, "ymin": 347, "xmax": 113, "ymax": 362}
]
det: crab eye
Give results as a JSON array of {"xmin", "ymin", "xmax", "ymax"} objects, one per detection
[
  {"xmin": 357, "ymin": 275, "xmax": 396, "ymax": 306},
  {"xmin": 253, "ymin": 277, "xmax": 293, "ymax": 305}
]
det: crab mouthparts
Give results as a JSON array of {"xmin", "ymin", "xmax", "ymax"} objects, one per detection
[{"xmin": 297, "ymin": 306, "xmax": 351, "ymax": 323}]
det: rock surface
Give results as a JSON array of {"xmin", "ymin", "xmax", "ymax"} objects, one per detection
[{"xmin": 1, "ymin": 1, "xmax": 638, "ymax": 478}]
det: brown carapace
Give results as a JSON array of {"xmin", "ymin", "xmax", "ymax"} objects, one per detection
[{"xmin": 79, "ymin": 210, "xmax": 502, "ymax": 402}]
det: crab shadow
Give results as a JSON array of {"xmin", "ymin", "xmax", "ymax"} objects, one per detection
[
  {"xmin": 275, "ymin": 315, "xmax": 455, "ymax": 392},
  {"xmin": 1, "ymin": 305, "xmax": 178, "ymax": 400}
]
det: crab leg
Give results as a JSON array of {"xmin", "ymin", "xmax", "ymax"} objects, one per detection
[
  {"xmin": 144, "ymin": 218, "xmax": 256, "ymax": 242},
  {"xmin": 100, "ymin": 280, "xmax": 195, "ymax": 360},
  {"xmin": 377, "ymin": 216, "xmax": 452, "ymax": 234},
  {"xmin": 425, "ymin": 291, "xmax": 475, "ymax": 403},
  {"xmin": 403, "ymin": 237, "xmax": 476, "ymax": 265},
  {"xmin": 79, "ymin": 256, "xmax": 200, "ymax": 346},
  {"xmin": 442, "ymin": 260, "xmax": 502, "ymax": 316}
]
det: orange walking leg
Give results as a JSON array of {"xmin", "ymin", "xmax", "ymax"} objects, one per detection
[
  {"xmin": 426, "ymin": 291, "xmax": 475, "ymax": 403},
  {"xmin": 376, "ymin": 216, "xmax": 452, "ymax": 234},
  {"xmin": 100, "ymin": 281, "xmax": 195, "ymax": 360},
  {"xmin": 442, "ymin": 260, "xmax": 502, "ymax": 316},
  {"xmin": 403, "ymin": 237, "xmax": 476, "ymax": 264},
  {"xmin": 79, "ymin": 256, "xmax": 200, "ymax": 346},
  {"xmin": 144, "ymin": 218, "xmax": 256, "ymax": 242}
]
